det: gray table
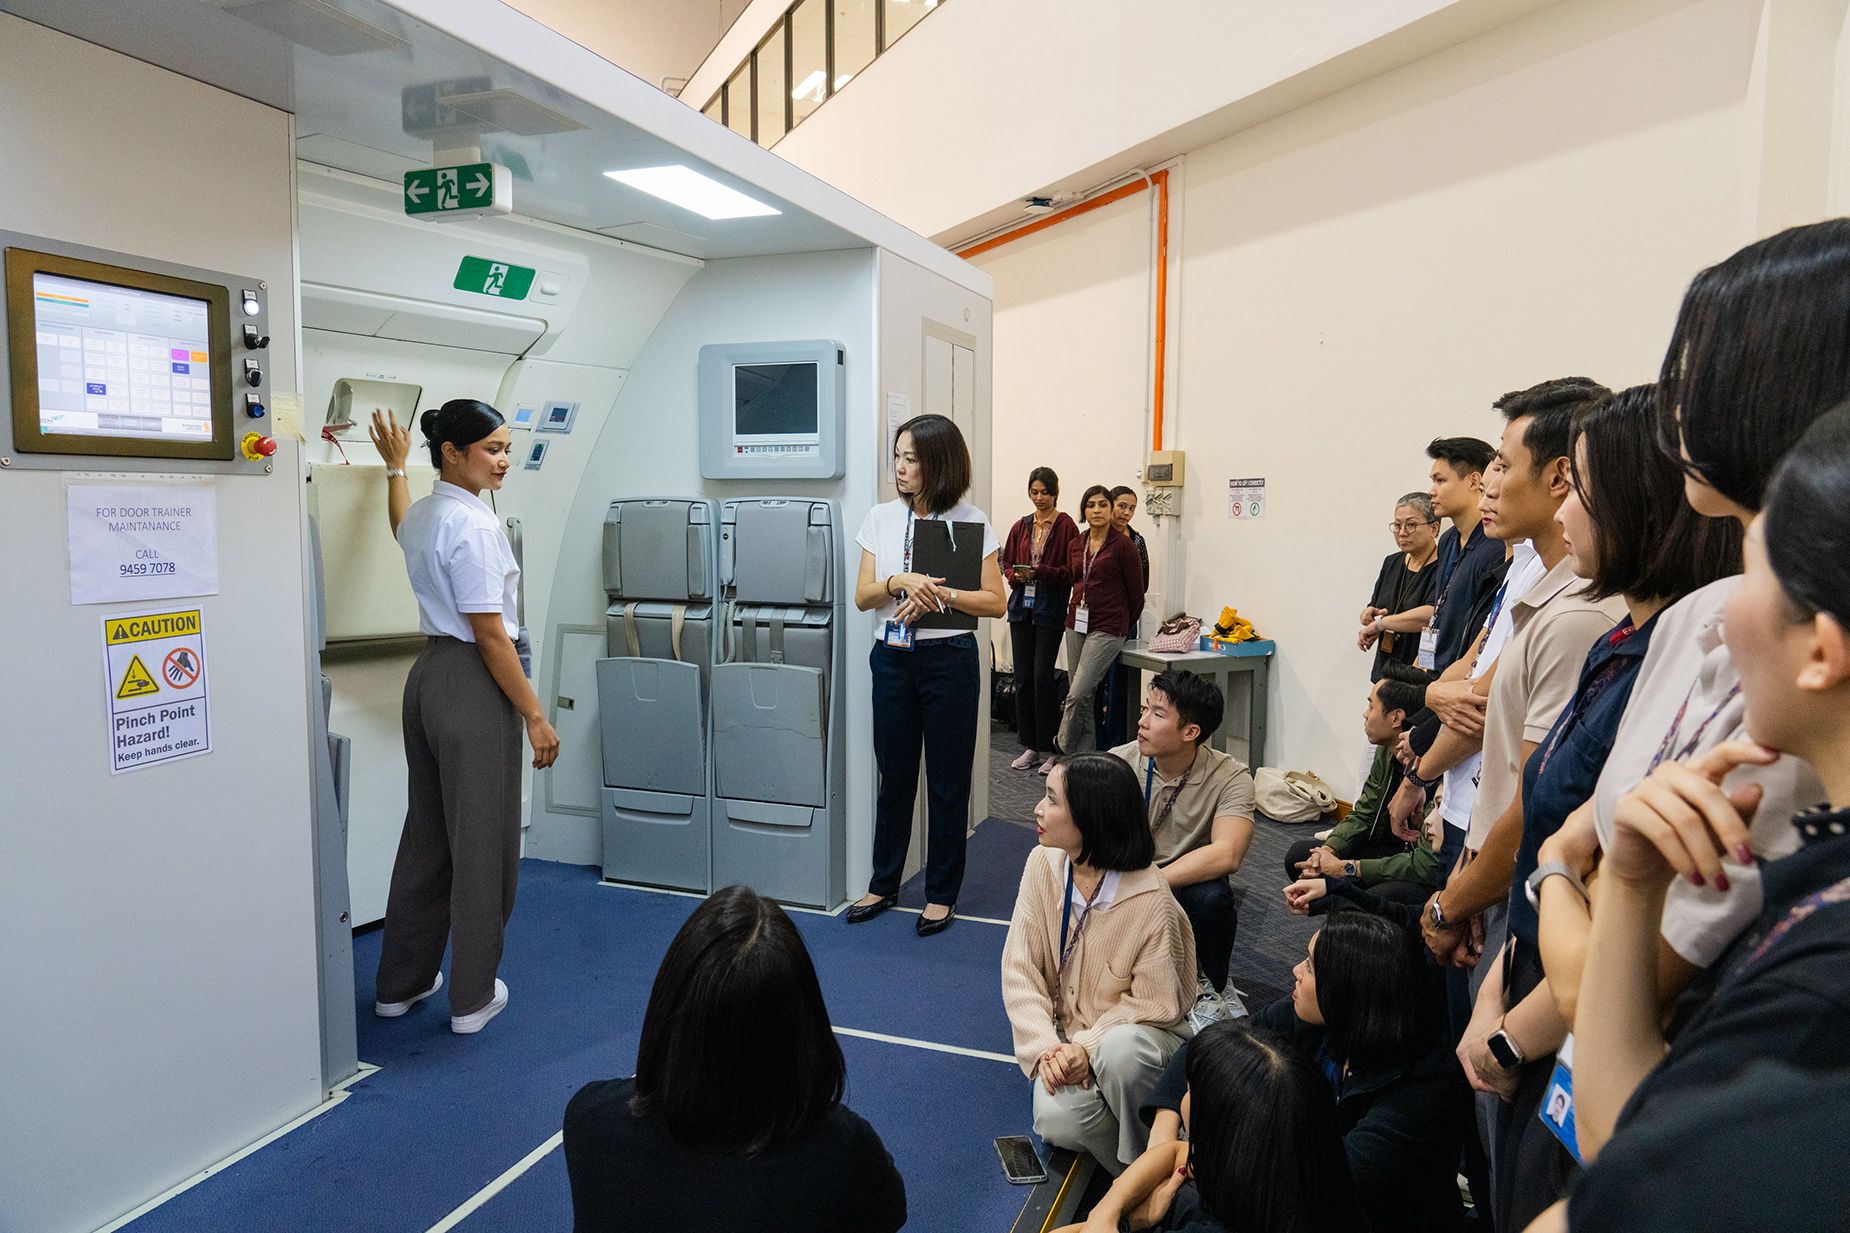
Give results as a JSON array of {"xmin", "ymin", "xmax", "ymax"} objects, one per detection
[{"xmin": 1115, "ymin": 639, "xmax": 1274, "ymax": 766}]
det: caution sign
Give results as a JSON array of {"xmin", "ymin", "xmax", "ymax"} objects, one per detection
[{"xmin": 101, "ymin": 607, "xmax": 210, "ymax": 774}]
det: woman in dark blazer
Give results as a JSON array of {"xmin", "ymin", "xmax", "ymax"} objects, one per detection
[{"xmin": 1001, "ymin": 466, "xmax": 1079, "ymax": 769}]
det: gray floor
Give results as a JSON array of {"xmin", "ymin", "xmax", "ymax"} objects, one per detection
[{"xmin": 985, "ymin": 722, "xmax": 1317, "ymax": 1010}]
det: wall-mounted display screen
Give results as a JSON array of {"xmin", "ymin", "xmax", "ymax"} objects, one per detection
[
  {"xmin": 734, "ymin": 361, "xmax": 819, "ymax": 450},
  {"xmin": 6, "ymin": 246, "xmax": 236, "ymax": 461}
]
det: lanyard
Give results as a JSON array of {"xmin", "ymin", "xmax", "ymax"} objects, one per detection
[
  {"xmin": 902, "ymin": 507, "xmax": 914, "ymax": 574},
  {"xmin": 1536, "ymin": 623, "xmax": 1637, "ymax": 778},
  {"xmin": 1080, "ymin": 533, "xmax": 1103, "ymax": 600},
  {"xmin": 1144, "ymin": 758, "xmax": 1191, "ymax": 835},
  {"xmin": 1058, "ymin": 863, "xmax": 1097, "ymax": 972},
  {"xmin": 1648, "ymin": 681, "xmax": 1743, "ymax": 773},
  {"xmin": 1465, "ymin": 577, "xmax": 1514, "ymax": 675},
  {"xmin": 1740, "ymin": 869, "xmax": 1850, "ymax": 972}
]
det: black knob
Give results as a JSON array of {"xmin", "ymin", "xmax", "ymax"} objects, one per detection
[
  {"xmin": 243, "ymin": 325, "xmax": 271, "ymax": 350},
  {"xmin": 246, "ymin": 368, "xmax": 263, "ymax": 388}
]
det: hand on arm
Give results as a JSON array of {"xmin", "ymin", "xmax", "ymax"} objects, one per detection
[
  {"xmin": 1051, "ymin": 1140, "xmax": 1189, "ymax": 1233},
  {"xmin": 465, "ymin": 611, "xmax": 558, "ymax": 768},
  {"xmin": 1285, "ymin": 876, "xmax": 1328, "ymax": 915}
]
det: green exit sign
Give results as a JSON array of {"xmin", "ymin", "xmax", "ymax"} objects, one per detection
[
  {"xmin": 454, "ymin": 256, "xmax": 536, "ymax": 299},
  {"xmin": 404, "ymin": 162, "xmax": 511, "ymax": 220}
]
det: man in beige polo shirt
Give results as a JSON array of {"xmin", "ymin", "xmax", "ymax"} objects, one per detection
[{"xmin": 1110, "ymin": 669, "xmax": 1255, "ymax": 1000}]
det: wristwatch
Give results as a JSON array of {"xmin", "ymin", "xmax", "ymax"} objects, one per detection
[
  {"xmin": 385, "ymin": 467, "xmax": 406, "ymax": 479},
  {"xmin": 1407, "ymin": 766, "xmax": 1442, "ymax": 792},
  {"xmin": 1341, "ymin": 860, "xmax": 1359, "ymax": 879},
  {"xmin": 1426, "ymin": 895, "xmax": 1448, "ymax": 929},
  {"xmin": 1525, "ymin": 861, "xmax": 1591, "ymax": 910},
  {"xmin": 1486, "ymin": 1027, "xmax": 1526, "ymax": 1070}
]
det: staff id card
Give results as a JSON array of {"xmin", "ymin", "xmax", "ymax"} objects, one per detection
[
  {"xmin": 883, "ymin": 619, "xmax": 916, "ymax": 650},
  {"xmin": 1074, "ymin": 604, "xmax": 1090, "ymax": 634},
  {"xmin": 1022, "ymin": 582, "xmax": 1037, "ymax": 603},
  {"xmin": 1416, "ymin": 624, "xmax": 1438, "ymax": 670},
  {"xmin": 1538, "ymin": 1033, "xmax": 1582, "ymax": 1164}
]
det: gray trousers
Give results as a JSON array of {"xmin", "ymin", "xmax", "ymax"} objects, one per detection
[
  {"xmin": 1032, "ymin": 1023, "xmax": 1186, "ymax": 1173},
  {"xmin": 376, "ymin": 636, "xmax": 522, "ymax": 1017},
  {"xmin": 1057, "ymin": 630, "xmax": 1127, "ymax": 752}
]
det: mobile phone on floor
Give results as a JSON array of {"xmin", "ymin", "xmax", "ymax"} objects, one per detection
[{"xmin": 994, "ymin": 1135, "xmax": 1047, "ymax": 1185}]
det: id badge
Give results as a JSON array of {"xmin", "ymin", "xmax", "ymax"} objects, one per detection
[
  {"xmin": 1537, "ymin": 1033, "xmax": 1582, "ymax": 1164},
  {"xmin": 1416, "ymin": 625, "xmax": 1438, "ymax": 670},
  {"xmin": 883, "ymin": 619, "xmax": 916, "ymax": 650},
  {"xmin": 515, "ymin": 627, "xmax": 534, "ymax": 679},
  {"xmin": 1023, "ymin": 583, "xmax": 1037, "ymax": 603},
  {"xmin": 1074, "ymin": 604, "xmax": 1090, "ymax": 634}
]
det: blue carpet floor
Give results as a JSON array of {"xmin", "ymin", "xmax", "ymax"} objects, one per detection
[
  {"xmin": 896, "ymin": 813, "xmax": 1038, "ymax": 921},
  {"xmin": 120, "ymin": 856, "xmax": 1029, "ymax": 1233}
]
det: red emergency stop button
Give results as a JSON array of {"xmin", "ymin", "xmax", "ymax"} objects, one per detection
[{"xmin": 241, "ymin": 432, "xmax": 277, "ymax": 461}]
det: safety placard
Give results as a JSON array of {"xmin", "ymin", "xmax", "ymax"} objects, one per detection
[
  {"xmin": 1228, "ymin": 477, "xmax": 1267, "ymax": 520},
  {"xmin": 101, "ymin": 607, "xmax": 210, "ymax": 774}
]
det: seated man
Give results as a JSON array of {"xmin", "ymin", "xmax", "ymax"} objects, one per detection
[
  {"xmin": 1111, "ymin": 670, "xmax": 1256, "ymax": 999},
  {"xmin": 1284, "ymin": 679, "xmax": 1441, "ymax": 906}
]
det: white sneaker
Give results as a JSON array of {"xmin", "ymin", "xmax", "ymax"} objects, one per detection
[
  {"xmin": 1010, "ymin": 749, "xmax": 1039, "ymax": 770},
  {"xmin": 1038, "ymin": 756, "xmax": 1056, "ymax": 776},
  {"xmin": 450, "ymin": 979, "xmax": 508, "ymax": 1035},
  {"xmin": 375, "ymin": 971, "xmax": 442, "ymax": 1018},
  {"xmin": 1219, "ymin": 981, "xmax": 1250, "ymax": 1020},
  {"xmin": 1187, "ymin": 972, "xmax": 1235, "ymax": 1032}
]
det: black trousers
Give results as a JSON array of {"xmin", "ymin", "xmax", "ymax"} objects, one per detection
[
  {"xmin": 1008, "ymin": 619, "xmax": 1063, "ymax": 754},
  {"xmin": 1173, "ymin": 877, "xmax": 1238, "ymax": 988},
  {"xmin": 1282, "ymin": 836, "xmax": 1434, "ymax": 907},
  {"xmin": 1494, "ymin": 940, "xmax": 1577, "ymax": 1233},
  {"xmin": 868, "ymin": 635, "xmax": 980, "ymax": 904}
]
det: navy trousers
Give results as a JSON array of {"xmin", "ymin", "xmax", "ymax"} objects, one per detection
[{"xmin": 868, "ymin": 635, "xmax": 980, "ymax": 904}]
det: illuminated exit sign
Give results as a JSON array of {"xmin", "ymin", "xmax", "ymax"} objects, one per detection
[
  {"xmin": 454, "ymin": 256, "xmax": 536, "ymax": 300},
  {"xmin": 403, "ymin": 162, "xmax": 511, "ymax": 220}
]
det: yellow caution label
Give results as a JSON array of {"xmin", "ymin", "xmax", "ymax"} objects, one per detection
[
  {"xmin": 105, "ymin": 609, "xmax": 201, "ymax": 646},
  {"xmin": 116, "ymin": 654, "xmax": 160, "ymax": 699}
]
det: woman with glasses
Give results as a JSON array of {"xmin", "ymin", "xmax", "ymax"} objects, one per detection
[{"xmin": 1359, "ymin": 492, "xmax": 1442, "ymax": 681}]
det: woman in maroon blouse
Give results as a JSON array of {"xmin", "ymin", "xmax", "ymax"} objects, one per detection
[
  {"xmin": 1049, "ymin": 484, "xmax": 1147, "ymax": 763},
  {"xmin": 1001, "ymin": 467, "xmax": 1080, "ymax": 769}
]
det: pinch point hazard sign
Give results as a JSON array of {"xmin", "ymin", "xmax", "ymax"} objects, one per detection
[{"xmin": 101, "ymin": 607, "xmax": 211, "ymax": 774}]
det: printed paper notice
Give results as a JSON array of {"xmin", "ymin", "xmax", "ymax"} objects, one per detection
[
  {"xmin": 102, "ymin": 607, "xmax": 211, "ymax": 774},
  {"xmin": 885, "ymin": 392, "xmax": 912, "ymax": 483},
  {"xmin": 67, "ymin": 479, "xmax": 219, "ymax": 605},
  {"xmin": 1228, "ymin": 477, "xmax": 1267, "ymax": 520}
]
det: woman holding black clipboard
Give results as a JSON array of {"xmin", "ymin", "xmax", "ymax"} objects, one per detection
[{"xmin": 849, "ymin": 414, "xmax": 1007, "ymax": 936}]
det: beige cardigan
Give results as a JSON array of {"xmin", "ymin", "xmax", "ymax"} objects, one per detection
[{"xmin": 1000, "ymin": 846, "xmax": 1197, "ymax": 1077}]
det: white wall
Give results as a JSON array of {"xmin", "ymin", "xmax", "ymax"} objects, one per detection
[
  {"xmin": 0, "ymin": 15, "xmax": 323, "ymax": 1233},
  {"xmin": 976, "ymin": 0, "xmax": 1846, "ymax": 797}
]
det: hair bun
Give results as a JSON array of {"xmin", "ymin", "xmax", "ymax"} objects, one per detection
[{"xmin": 419, "ymin": 408, "xmax": 441, "ymax": 439}]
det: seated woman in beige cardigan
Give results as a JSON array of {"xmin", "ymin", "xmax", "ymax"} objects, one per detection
[{"xmin": 1002, "ymin": 752, "xmax": 1198, "ymax": 1173}]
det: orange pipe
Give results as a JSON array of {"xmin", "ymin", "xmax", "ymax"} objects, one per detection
[{"xmin": 955, "ymin": 170, "xmax": 1171, "ymax": 452}]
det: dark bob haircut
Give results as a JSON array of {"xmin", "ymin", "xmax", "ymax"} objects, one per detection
[
  {"xmin": 1764, "ymin": 401, "xmax": 1850, "ymax": 627},
  {"xmin": 1054, "ymin": 754, "xmax": 1156, "ymax": 871},
  {"xmin": 1425, "ymin": 436, "xmax": 1496, "ymax": 478},
  {"xmin": 1187, "ymin": 1022, "xmax": 1366, "ymax": 1232},
  {"xmin": 1569, "ymin": 385, "xmax": 1743, "ymax": 605},
  {"xmin": 1311, "ymin": 911, "xmax": 1436, "ymax": 1072},
  {"xmin": 1028, "ymin": 466, "xmax": 1060, "ymax": 498},
  {"xmin": 629, "ymin": 885, "xmax": 845, "ymax": 1155},
  {"xmin": 1077, "ymin": 483, "xmax": 1115, "ymax": 519},
  {"xmin": 1494, "ymin": 377, "xmax": 1610, "ymax": 476},
  {"xmin": 896, "ymin": 413, "xmax": 972, "ymax": 517},
  {"xmin": 1149, "ymin": 669, "xmax": 1224, "ymax": 744},
  {"xmin": 1658, "ymin": 218, "xmax": 1850, "ymax": 513},
  {"xmin": 419, "ymin": 398, "xmax": 505, "ymax": 470}
]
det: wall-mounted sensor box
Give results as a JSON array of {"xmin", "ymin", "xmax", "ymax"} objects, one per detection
[
  {"xmin": 536, "ymin": 400, "xmax": 578, "ymax": 434},
  {"xmin": 510, "ymin": 405, "xmax": 538, "ymax": 431},
  {"xmin": 1145, "ymin": 449, "xmax": 1186, "ymax": 487},
  {"xmin": 523, "ymin": 439, "xmax": 548, "ymax": 470}
]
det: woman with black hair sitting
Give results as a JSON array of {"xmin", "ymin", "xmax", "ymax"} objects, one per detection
[
  {"xmin": 1055, "ymin": 1021, "xmax": 1369, "ymax": 1233},
  {"xmin": 562, "ymin": 885, "xmax": 905, "ymax": 1232},
  {"xmin": 1002, "ymin": 753, "xmax": 1197, "ymax": 1174},
  {"xmin": 1258, "ymin": 913, "xmax": 1466, "ymax": 1233}
]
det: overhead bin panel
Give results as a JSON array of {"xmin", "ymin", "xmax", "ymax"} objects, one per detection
[{"xmin": 303, "ymin": 283, "xmax": 545, "ymax": 355}]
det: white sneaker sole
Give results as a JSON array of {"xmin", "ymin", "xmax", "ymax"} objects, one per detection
[
  {"xmin": 375, "ymin": 971, "xmax": 442, "ymax": 1018},
  {"xmin": 450, "ymin": 979, "xmax": 508, "ymax": 1035}
]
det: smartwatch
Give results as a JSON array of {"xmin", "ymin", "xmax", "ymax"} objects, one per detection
[
  {"xmin": 1525, "ymin": 861, "xmax": 1591, "ymax": 911},
  {"xmin": 1406, "ymin": 766, "xmax": 1442, "ymax": 793},
  {"xmin": 1486, "ymin": 1028, "xmax": 1526, "ymax": 1070}
]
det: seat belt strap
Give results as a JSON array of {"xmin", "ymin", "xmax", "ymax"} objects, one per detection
[
  {"xmin": 670, "ymin": 603, "xmax": 687, "ymax": 662},
  {"xmin": 769, "ymin": 611, "xmax": 786, "ymax": 664},
  {"xmin": 622, "ymin": 602, "xmax": 641, "ymax": 658}
]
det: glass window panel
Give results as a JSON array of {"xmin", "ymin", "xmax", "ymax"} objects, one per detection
[
  {"xmin": 789, "ymin": 0, "xmax": 827, "ymax": 126},
  {"xmin": 702, "ymin": 94, "xmax": 722, "ymax": 125},
  {"xmin": 832, "ymin": 0, "xmax": 875, "ymax": 93},
  {"xmin": 882, "ymin": 0, "xmax": 936, "ymax": 50},
  {"xmin": 754, "ymin": 22, "xmax": 787, "ymax": 145},
  {"xmin": 726, "ymin": 68, "xmax": 751, "ymax": 139}
]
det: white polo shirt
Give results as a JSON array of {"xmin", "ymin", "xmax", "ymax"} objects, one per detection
[
  {"xmin": 855, "ymin": 497, "xmax": 998, "ymax": 641},
  {"xmin": 397, "ymin": 480, "xmax": 520, "ymax": 642}
]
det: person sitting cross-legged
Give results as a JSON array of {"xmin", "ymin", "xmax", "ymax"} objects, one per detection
[
  {"xmin": 1110, "ymin": 671, "xmax": 1256, "ymax": 1010},
  {"xmin": 1284, "ymin": 679, "xmax": 1442, "ymax": 909}
]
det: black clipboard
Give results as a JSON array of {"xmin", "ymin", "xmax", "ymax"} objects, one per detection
[{"xmin": 911, "ymin": 519, "xmax": 983, "ymax": 631}]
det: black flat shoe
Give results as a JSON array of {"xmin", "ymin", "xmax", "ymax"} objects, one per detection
[
  {"xmin": 845, "ymin": 895, "xmax": 897, "ymax": 924},
  {"xmin": 915, "ymin": 905, "xmax": 957, "ymax": 936}
]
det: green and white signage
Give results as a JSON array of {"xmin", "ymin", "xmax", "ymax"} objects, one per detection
[
  {"xmin": 403, "ymin": 162, "xmax": 511, "ymax": 220},
  {"xmin": 454, "ymin": 256, "xmax": 536, "ymax": 300}
]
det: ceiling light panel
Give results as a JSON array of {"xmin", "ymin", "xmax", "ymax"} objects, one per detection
[{"xmin": 604, "ymin": 166, "xmax": 780, "ymax": 221}]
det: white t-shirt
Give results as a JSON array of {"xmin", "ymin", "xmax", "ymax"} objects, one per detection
[
  {"xmin": 1590, "ymin": 575, "xmax": 1823, "ymax": 967},
  {"xmin": 397, "ymin": 480, "xmax": 521, "ymax": 642},
  {"xmin": 855, "ymin": 498, "xmax": 999, "ymax": 641},
  {"xmin": 1441, "ymin": 541, "xmax": 1541, "ymax": 830}
]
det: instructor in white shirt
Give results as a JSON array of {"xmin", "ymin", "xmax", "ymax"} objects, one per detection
[{"xmin": 367, "ymin": 403, "xmax": 560, "ymax": 1035}]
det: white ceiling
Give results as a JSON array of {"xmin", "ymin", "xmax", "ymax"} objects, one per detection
[{"xmin": 0, "ymin": 0, "xmax": 985, "ymax": 288}]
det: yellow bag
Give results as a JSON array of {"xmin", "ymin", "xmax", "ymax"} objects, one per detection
[{"xmin": 1212, "ymin": 606, "xmax": 1262, "ymax": 645}]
